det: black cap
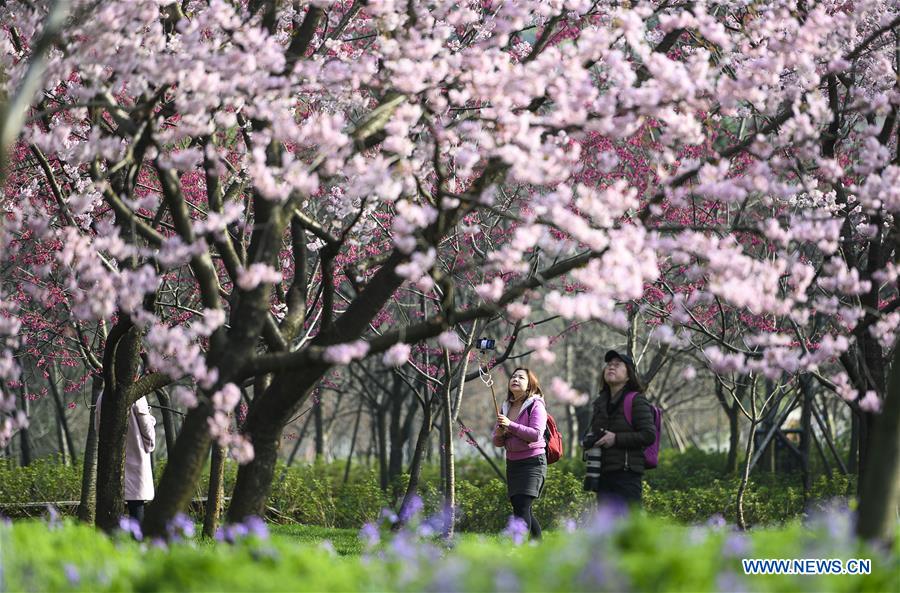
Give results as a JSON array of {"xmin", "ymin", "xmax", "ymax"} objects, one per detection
[{"xmin": 604, "ymin": 349, "xmax": 635, "ymax": 368}]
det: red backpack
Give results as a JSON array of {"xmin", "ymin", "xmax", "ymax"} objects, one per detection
[
  {"xmin": 544, "ymin": 412, "xmax": 564, "ymax": 464},
  {"xmin": 527, "ymin": 401, "xmax": 563, "ymax": 464}
]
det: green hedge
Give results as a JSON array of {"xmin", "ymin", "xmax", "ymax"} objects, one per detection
[
  {"xmin": 2, "ymin": 511, "xmax": 897, "ymax": 592},
  {"xmin": 0, "ymin": 450, "xmax": 855, "ymax": 530}
]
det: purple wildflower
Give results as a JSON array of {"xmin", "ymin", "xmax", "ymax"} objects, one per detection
[
  {"xmin": 379, "ymin": 508, "xmax": 399, "ymax": 525},
  {"xmin": 577, "ymin": 558, "xmax": 607, "ymax": 588},
  {"xmin": 166, "ymin": 513, "xmax": 195, "ymax": 541},
  {"xmin": 418, "ymin": 505, "xmax": 452, "ymax": 538},
  {"xmin": 722, "ymin": 532, "xmax": 750, "ymax": 558},
  {"xmin": 63, "ymin": 563, "xmax": 80, "ymax": 586},
  {"xmin": 715, "ymin": 570, "xmax": 746, "ymax": 593},
  {"xmin": 118, "ymin": 516, "xmax": 143, "ymax": 541},
  {"xmin": 46, "ymin": 505, "xmax": 61, "ymax": 530},
  {"xmin": 426, "ymin": 558, "xmax": 466, "ymax": 593},
  {"xmin": 244, "ymin": 516, "xmax": 269, "ymax": 540},
  {"xmin": 586, "ymin": 501, "xmax": 626, "ymax": 538},
  {"xmin": 319, "ymin": 540, "xmax": 336, "ymax": 556},
  {"xmin": 502, "ymin": 516, "xmax": 528, "ymax": 545},
  {"xmin": 359, "ymin": 522, "xmax": 380, "ymax": 547},
  {"xmin": 390, "ymin": 531, "xmax": 418, "ymax": 561},
  {"xmin": 216, "ymin": 522, "xmax": 251, "ymax": 544},
  {"xmin": 706, "ymin": 514, "xmax": 727, "ymax": 530},
  {"xmin": 399, "ymin": 494, "xmax": 424, "ymax": 523},
  {"xmin": 150, "ymin": 537, "xmax": 168, "ymax": 550},
  {"xmin": 494, "ymin": 569, "xmax": 520, "ymax": 592}
]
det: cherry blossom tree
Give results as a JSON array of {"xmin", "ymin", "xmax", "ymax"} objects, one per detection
[{"xmin": 2, "ymin": 0, "xmax": 898, "ymax": 542}]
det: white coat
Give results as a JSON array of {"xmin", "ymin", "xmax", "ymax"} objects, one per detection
[{"xmin": 95, "ymin": 395, "xmax": 156, "ymax": 501}]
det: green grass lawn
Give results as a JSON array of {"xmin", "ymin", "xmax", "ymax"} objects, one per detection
[
  {"xmin": 269, "ymin": 523, "xmax": 509, "ymax": 556},
  {"xmin": 270, "ymin": 524, "xmax": 363, "ymax": 555}
]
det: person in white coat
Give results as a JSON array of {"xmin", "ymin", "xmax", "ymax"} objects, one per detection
[{"xmin": 95, "ymin": 395, "xmax": 156, "ymax": 521}]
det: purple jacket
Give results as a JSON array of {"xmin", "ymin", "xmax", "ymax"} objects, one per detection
[{"xmin": 492, "ymin": 396, "xmax": 547, "ymax": 461}]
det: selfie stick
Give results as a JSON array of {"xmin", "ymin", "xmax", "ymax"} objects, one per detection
[{"xmin": 478, "ymin": 350, "xmax": 500, "ymax": 416}]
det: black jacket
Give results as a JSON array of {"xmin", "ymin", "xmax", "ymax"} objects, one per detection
[{"xmin": 589, "ymin": 390, "xmax": 656, "ymax": 474}]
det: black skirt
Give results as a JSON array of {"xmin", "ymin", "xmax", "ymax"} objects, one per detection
[{"xmin": 506, "ymin": 454, "xmax": 547, "ymax": 498}]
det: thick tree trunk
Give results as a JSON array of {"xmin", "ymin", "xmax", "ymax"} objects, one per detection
[
  {"xmin": 95, "ymin": 322, "xmax": 142, "ymax": 532},
  {"xmin": 76, "ymin": 375, "xmax": 103, "ymax": 523},
  {"xmin": 856, "ymin": 344, "xmax": 900, "ymax": 542},
  {"xmin": 203, "ymin": 443, "xmax": 227, "ymax": 538},
  {"xmin": 143, "ymin": 401, "xmax": 214, "ymax": 536},
  {"xmin": 227, "ymin": 371, "xmax": 322, "ymax": 522}
]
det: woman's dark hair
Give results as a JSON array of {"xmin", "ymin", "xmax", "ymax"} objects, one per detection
[
  {"xmin": 598, "ymin": 357, "xmax": 646, "ymax": 395},
  {"xmin": 506, "ymin": 367, "xmax": 543, "ymax": 402}
]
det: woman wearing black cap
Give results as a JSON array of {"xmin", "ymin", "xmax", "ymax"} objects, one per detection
[{"xmin": 584, "ymin": 349, "xmax": 656, "ymax": 506}]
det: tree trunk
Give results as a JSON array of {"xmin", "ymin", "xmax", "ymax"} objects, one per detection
[
  {"xmin": 143, "ymin": 401, "xmax": 214, "ymax": 536},
  {"xmin": 17, "ymin": 386, "xmax": 31, "ymax": 467},
  {"xmin": 717, "ymin": 379, "xmax": 740, "ymax": 474},
  {"xmin": 725, "ymin": 407, "xmax": 740, "ymax": 474},
  {"xmin": 314, "ymin": 396, "xmax": 325, "ymax": 460},
  {"xmin": 285, "ymin": 413, "xmax": 313, "ymax": 467},
  {"xmin": 397, "ymin": 390, "xmax": 433, "ymax": 524},
  {"xmin": 799, "ymin": 374, "xmax": 813, "ymax": 499},
  {"xmin": 203, "ymin": 443, "xmax": 227, "ymax": 537},
  {"xmin": 95, "ymin": 321, "xmax": 142, "ymax": 532},
  {"xmin": 388, "ymin": 376, "xmax": 407, "ymax": 485},
  {"xmin": 227, "ymin": 371, "xmax": 322, "ymax": 523},
  {"xmin": 48, "ymin": 365, "xmax": 76, "ymax": 464},
  {"xmin": 376, "ymin": 405, "xmax": 388, "ymax": 490},
  {"xmin": 736, "ymin": 416, "xmax": 757, "ymax": 530},
  {"xmin": 76, "ymin": 374, "xmax": 103, "ymax": 523},
  {"xmin": 343, "ymin": 400, "xmax": 363, "ymax": 485},
  {"xmin": 440, "ymin": 357, "xmax": 455, "ymax": 538},
  {"xmin": 848, "ymin": 411, "xmax": 859, "ymax": 474},
  {"xmin": 564, "ymin": 342, "xmax": 578, "ymax": 458},
  {"xmin": 856, "ymin": 343, "xmax": 900, "ymax": 542},
  {"xmin": 156, "ymin": 389, "xmax": 177, "ymax": 455}
]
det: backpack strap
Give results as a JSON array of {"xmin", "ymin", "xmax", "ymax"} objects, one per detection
[{"xmin": 623, "ymin": 391, "xmax": 638, "ymax": 426}]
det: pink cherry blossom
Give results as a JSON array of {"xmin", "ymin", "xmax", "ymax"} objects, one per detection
[
  {"xmin": 437, "ymin": 331, "xmax": 464, "ymax": 353},
  {"xmin": 382, "ymin": 343, "xmax": 411, "ymax": 367},
  {"xmin": 237, "ymin": 264, "xmax": 283, "ymax": 291},
  {"xmin": 323, "ymin": 340, "xmax": 370, "ymax": 365},
  {"xmin": 549, "ymin": 377, "xmax": 588, "ymax": 407}
]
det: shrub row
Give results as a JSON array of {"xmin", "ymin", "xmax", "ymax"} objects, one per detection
[{"xmin": 0, "ymin": 450, "xmax": 854, "ymax": 530}]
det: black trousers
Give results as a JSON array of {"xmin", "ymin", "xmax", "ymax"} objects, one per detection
[
  {"xmin": 596, "ymin": 470, "xmax": 643, "ymax": 507},
  {"xmin": 126, "ymin": 500, "xmax": 145, "ymax": 522},
  {"xmin": 510, "ymin": 494, "xmax": 542, "ymax": 540}
]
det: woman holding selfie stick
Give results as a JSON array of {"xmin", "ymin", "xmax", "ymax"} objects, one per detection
[{"xmin": 492, "ymin": 367, "xmax": 547, "ymax": 541}]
